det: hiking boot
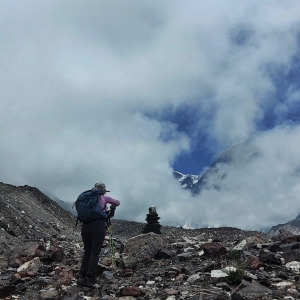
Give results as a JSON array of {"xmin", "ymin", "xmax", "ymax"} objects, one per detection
[
  {"xmin": 76, "ymin": 275, "xmax": 87, "ymax": 286},
  {"xmin": 86, "ymin": 276, "xmax": 100, "ymax": 287}
]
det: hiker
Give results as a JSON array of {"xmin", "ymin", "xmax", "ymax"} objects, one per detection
[{"xmin": 77, "ymin": 182, "xmax": 120, "ymax": 287}]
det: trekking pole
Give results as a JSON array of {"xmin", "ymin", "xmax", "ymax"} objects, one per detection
[{"xmin": 107, "ymin": 206, "xmax": 116, "ymax": 270}]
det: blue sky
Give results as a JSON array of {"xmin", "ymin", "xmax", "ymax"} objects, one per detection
[
  {"xmin": 1, "ymin": 0, "xmax": 300, "ymax": 230},
  {"xmin": 173, "ymin": 54, "xmax": 300, "ymax": 174}
]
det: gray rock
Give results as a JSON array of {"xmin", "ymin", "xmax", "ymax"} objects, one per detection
[
  {"xmin": 121, "ymin": 232, "xmax": 165, "ymax": 268},
  {"xmin": 237, "ymin": 280, "xmax": 272, "ymax": 298}
]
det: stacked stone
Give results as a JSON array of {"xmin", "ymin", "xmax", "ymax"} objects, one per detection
[{"xmin": 142, "ymin": 206, "xmax": 162, "ymax": 234}]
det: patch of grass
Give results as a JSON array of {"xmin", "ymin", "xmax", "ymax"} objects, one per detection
[
  {"xmin": 227, "ymin": 268, "xmax": 245, "ymax": 286},
  {"xmin": 228, "ymin": 250, "xmax": 242, "ymax": 260}
]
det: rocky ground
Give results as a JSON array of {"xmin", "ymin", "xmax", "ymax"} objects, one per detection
[{"xmin": 2, "ymin": 183, "xmax": 300, "ymax": 299}]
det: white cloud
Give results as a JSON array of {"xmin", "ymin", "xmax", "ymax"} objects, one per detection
[
  {"xmin": 0, "ymin": 0, "xmax": 300, "ymax": 229},
  {"xmin": 181, "ymin": 129, "xmax": 300, "ymax": 230}
]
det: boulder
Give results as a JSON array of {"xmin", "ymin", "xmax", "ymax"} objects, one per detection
[
  {"xmin": 286, "ymin": 261, "xmax": 300, "ymax": 272},
  {"xmin": 186, "ymin": 273, "xmax": 202, "ymax": 283},
  {"xmin": 211, "ymin": 270, "xmax": 228, "ymax": 283},
  {"xmin": 282, "ymin": 249, "xmax": 300, "ymax": 263},
  {"xmin": 233, "ymin": 236, "xmax": 266, "ymax": 251},
  {"xmin": 203, "ymin": 242, "xmax": 227, "ymax": 257},
  {"xmin": 236, "ymin": 280, "xmax": 272, "ymax": 298},
  {"xmin": 17, "ymin": 257, "xmax": 41, "ymax": 273},
  {"xmin": 121, "ymin": 286, "xmax": 140, "ymax": 297},
  {"xmin": 259, "ymin": 251, "xmax": 281, "ymax": 265},
  {"xmin": 9, "ymin": 241, "xmax": 39, "ymax": 266},
  {"xmin": 121, "ymin": 232, "xmax": 165, "ymax": 268},
  {"xmin": 272, "ymin": 281, "xmax": 294, "ymax": 290},
  {"xmin": 247, "ymin": 255, "xmax": 264, "ymax": 269}
]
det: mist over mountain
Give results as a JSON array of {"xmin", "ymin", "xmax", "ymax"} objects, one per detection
[
  {"xmin": 41, "ymin": 189, "xmax": 76, "ymax": 216},
  {"xmin": 174, "ymin": 137, "xmax": 259, "ymax": 195},
  {"xmin": 173, "ymin": 135, "xmax": 300, "ymax": 231}
]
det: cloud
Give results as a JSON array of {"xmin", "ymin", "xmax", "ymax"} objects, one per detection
[
  {"xmin": 187, "ymin": 128, "xmax": 300, "ymax": 230},
  {"xmin": 0, "ymin": 0, "xmax": 300, "ymax": 229}
]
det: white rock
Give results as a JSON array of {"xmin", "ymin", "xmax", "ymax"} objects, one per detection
[
  {"xmin": 222, "ymin": 266, "xmax": 237, "ymax": 274},
  {"xmin": 272, "ymin": 281, "xmax": 293, "ymax": 289},
  {"xmin": 233, "ymin": 239, "xmax": 247, "ymax": 251},
  {"xmin": 187, "ymin": 273, "xmax": 201, "ymax": 283},
  {"xmin": 17, "ymin": 257, "xmax": 40, "ymax": 273},
  {"xmin": 286, "ymin": 261, "xmax": 300, "ymax": 272},
  {"xmin": 46, "ymin": 241, "xmax": 51, "ymax": 251},
  {"xmin": 182, "ymin": 237, "xmax": 195, "ymax": 244},
  {"xmin": 211, "ymin": 270, "xmax": 228, "ymax": 279},
  {"xmin": 195, "ymin": 234, "xmax": 206, "ymax": 241},
  {"xmin": 184, "ymin": 247, "xmax": 196, "ymax": 253},
  {"xmin": 146, "ymin": 281, "xmax": 155, "ymax": 285}
]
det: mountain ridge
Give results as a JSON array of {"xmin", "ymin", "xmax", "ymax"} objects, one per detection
[{"xmin": 173, "ymin": 137, "xmax": 259, "ymax": 195}]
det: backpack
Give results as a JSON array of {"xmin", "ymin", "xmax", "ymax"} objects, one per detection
[{"xmin": 75, "ymin": 189, "xmax": 108, "ymax": 226}]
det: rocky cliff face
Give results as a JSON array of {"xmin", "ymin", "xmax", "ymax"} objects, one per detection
[
  {"xmin": 0, "ymin": 182, "xmax": 79, "ymax": 254},
  {"xmin": 268, "ymin": 214, "xmax": 300, "ymax": 236},
  {"xmin": 2, "ymin": 182, "xmax": 300, "ymax": 300}
]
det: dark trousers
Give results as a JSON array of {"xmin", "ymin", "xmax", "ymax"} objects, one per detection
[{"xmin": 80, "ymin": 219, "xmax": 106, "ymax": 278}]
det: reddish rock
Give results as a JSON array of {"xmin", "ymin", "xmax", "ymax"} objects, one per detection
[
  {"xmin": 10, "ymin": 273, "xmax": 21, "ymax": 283},
  {"xmin": 19, "ymin": 271, "xmax": 36, "ymax": 278},
  {"xmin": 54, "ymin": 266, "xmax": 74, "ymax": 284},
  {"xmin": 247, "ymin": 256, "xmax": 264, "ymax": 269},
  {"xmin": 12, "ymin": 241, "xmax": 39, "ymax": 259},
  {"xmin": 203, "ymin": 242, "xmax": 227, "ymax": 257},
  {"xmin": 121, "ymin": 286, "xmax": 140, "ymax": 297},
  {"xmin": 8, "ymin": 257, "xmax": 23, "ymax": 268},
  {"xmin": 8, "ymin": 241, "xmax": 39, "ymax": 267}
]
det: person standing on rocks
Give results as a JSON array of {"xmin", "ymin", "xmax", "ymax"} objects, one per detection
[{"xmin": 77, "ymin": 182, "xmax": 120, "ymax": 287}]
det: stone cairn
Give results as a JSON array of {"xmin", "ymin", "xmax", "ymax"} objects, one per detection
[{"xmin": 142, "ymin": 206, "xmax": 162, "ymax": 234}]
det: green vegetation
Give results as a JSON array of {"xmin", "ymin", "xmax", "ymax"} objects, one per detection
[
  {"xmin": 227, "ymin": 268, "xmax": 245, "ymax": 285},
  {"xmin": 228, "ymin": 249, "xmax": 242, "ymax": 260}
]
